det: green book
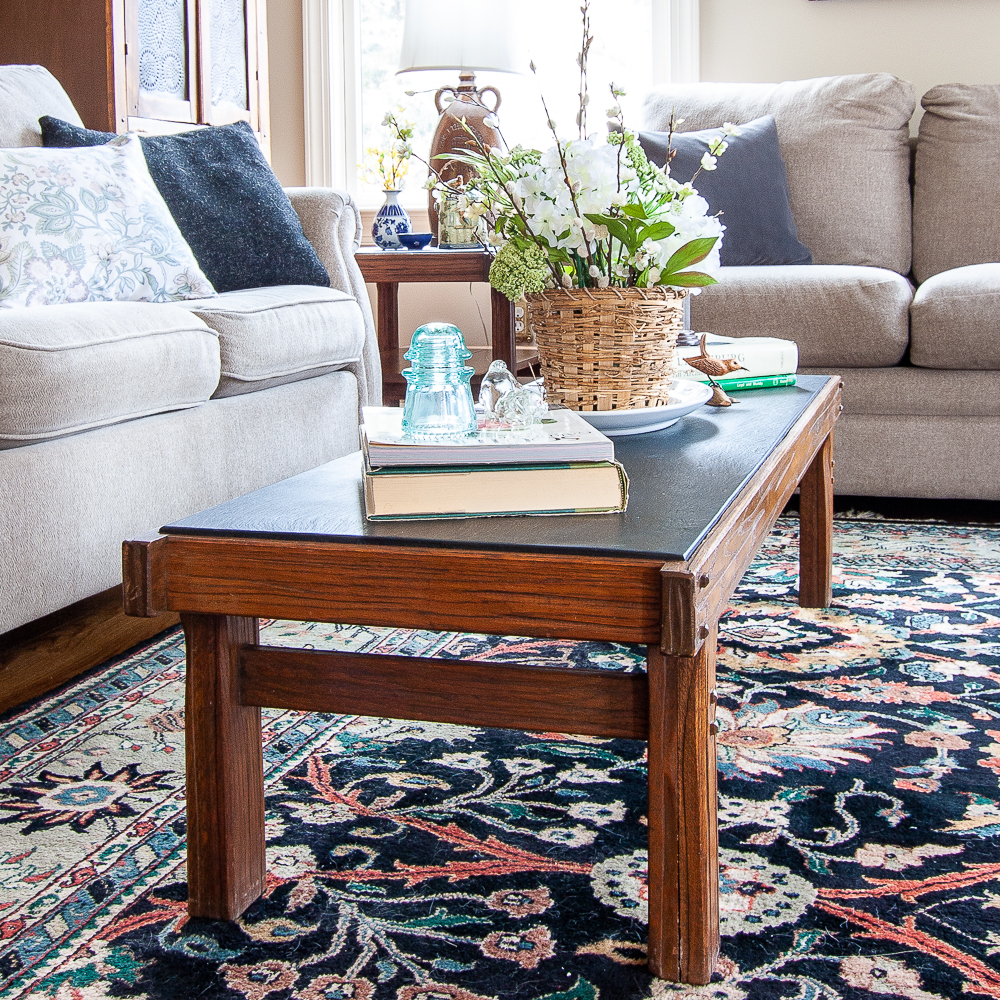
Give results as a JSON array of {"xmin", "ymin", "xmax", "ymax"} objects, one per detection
[{"xmin": 714, "ymin": 373, "xmax": 797, "ymax": 391}]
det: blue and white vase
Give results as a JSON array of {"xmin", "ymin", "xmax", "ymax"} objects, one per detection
[{"xmin": 372, "ymin": 190, "xmax": 412, "ymax": 249}]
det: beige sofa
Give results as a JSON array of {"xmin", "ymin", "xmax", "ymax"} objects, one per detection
[
  {"xmin": 642, "ymin": 73, "xmax": 1000, "ymax": 501},
  {"xmin": 0, "ymin": 66, "xmax": 380, "ymax": 706}
]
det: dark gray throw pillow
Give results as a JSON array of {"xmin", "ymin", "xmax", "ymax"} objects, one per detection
[
  {"xmin": 40, "ymin": 117, "xmax": 330, "ymax": 294},
  {"xmin": 639, "ymin": 115, "xmax": 812, "ymax": 267}
]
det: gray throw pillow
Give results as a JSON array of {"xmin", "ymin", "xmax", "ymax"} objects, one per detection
[
  {"xmin": 639, "ymin": 115, "xmax": 812, "ymax": 267},
  {"xmin": 40, "ymin": 117, "xmax": 330, "ymax": 294}
]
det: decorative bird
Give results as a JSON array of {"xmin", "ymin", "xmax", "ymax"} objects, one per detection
[
  {"xmin": 683, "ymin": 333, "xmax": 747, "ymax": 407},
  {"xmin": 478, "ymin": 359, "xmax": 518, "ymax": 415}
]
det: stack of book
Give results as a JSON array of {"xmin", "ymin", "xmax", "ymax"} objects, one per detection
[
  {"xmin": 674, "ymin": 335, "xmax": 799, "ymax": 391},
  {"xmin": 360, "ymin": 406, "xmax": 628, "ymax": 520}
]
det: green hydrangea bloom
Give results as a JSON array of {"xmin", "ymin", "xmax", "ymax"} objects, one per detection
[{"xmin": 489, "ymin": 241, "xmax": 549, "ymax": 302}]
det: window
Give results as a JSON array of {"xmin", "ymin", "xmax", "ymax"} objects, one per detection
[{"xmin": 303, "ymin": 0, "xmax": 699, "ymax": 205}]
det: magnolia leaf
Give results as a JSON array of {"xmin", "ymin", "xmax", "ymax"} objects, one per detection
[
  {"xmin": 600, "ymin": 218, "xmax": 633, "ymax": 247},
  {"xmin": 661, "ymin": 271, "xmax": 717, "ymax": 287},
  {"xmin": 662, "ymin": 237, "xmax": 718, "ymax": 274},
  {"xmin": 620, "ymin": 204, "xmax": 647, "ymax": 220},
  {"xmin": 636, "ymin": 220, "xmax": 676, "ymax": 243}
]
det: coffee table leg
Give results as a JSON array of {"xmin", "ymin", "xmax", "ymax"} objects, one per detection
[
  {"xmin": 182, "ymin": 612, "xmax": 266, "ymax": 920},
  {"xmin": 799, "ymin": 433, "xmax": 834, "ymax": 608},
  {"xmin": 646, "ymin": 624, "xmax": 720, "ymax": 983}
]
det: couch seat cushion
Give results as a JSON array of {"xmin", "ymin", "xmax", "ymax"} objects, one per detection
[
  {"xmin": 180, "ymin": 286, "xmax": 365, "ymax": 398},
  {"xmin": 0, "ymin": 302, "xmax": 220, "ymax": 444},
  {"xmin": 910, "ymin": 263, "xmax": 1000, "ymax": 370},
  {"xmin": 689, "ymin": 265, "xmax": 912, "ymax": 368},
  {"xmin": 641, "ymin": 74, "xmax": 915, "ymax": 274},
  {"xmin": 800, "ymin": 366, "xmax": 1000, "ymax": 417}
]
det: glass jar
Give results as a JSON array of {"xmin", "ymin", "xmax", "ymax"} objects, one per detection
[{"xmin": 437, "ymin": 193, "xmax": 479, "ymax": 249}]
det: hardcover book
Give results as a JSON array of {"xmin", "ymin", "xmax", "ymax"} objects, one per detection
[
  {"xmin": 674, "ymin": 335, "xmax": 798, "ymax": 382},
  {"xmin": 363, "ymin": 460, "xmax": 629, "ymax": 520},
  {"xmin": 361, "ymin": 405, "xmax": 615, "ymax": 468}
]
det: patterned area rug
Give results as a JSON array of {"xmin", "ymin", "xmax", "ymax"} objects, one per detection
[{"xmin": 2, "ymin": 517, "xmax": 1000, "ymax": 1000}]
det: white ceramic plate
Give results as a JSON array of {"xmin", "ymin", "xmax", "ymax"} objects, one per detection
[{"xmin": 575, "ymin": 380, "xmax": 714, "ymax": 436}]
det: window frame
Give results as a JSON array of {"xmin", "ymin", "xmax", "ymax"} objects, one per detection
[{"xmin": 301, "ymin": 0, "xmax": 700, "ymax": 200}]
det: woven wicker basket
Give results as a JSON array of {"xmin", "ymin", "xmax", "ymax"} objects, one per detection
[{"xmin": 526, "ymin": 286, "xmax": 686, "ymax": 411}]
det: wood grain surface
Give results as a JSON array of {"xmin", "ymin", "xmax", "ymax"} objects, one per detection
[
  {"xmin": 0, "ymin": 585, "xmax": 177, "ymax": 713},
  {"xmin": 159, "ymin": 537, "xmax": 665, "ymax": 643},
  {"xmin": 659, "ymin": 377, "xmax": 841, "ymax": 657},
  {"xmin": 122, "ymin": 536, "xmax": 168, "ymax": 617},
  {"xmin": 798, "ymin": 433, "xmax": 835, "ymax": 608},
  {"xmin": 240, "ymin": 646, "xmax": 649, "ymax": 739},
  {"xmin": 355, "ymin": 248, "xmax": 493, "ymax": 283},
  {"xmin": 183, "ymin": 613, "xmax": 266, "ymax": 920},
  {"xmin": 646, "ymin": 623, "xmax": 719, "ymax": 984}
]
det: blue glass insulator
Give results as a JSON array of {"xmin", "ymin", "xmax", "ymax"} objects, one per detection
[{"xmin": 401, "ymin": 323, "xmax": 478, "ymax": 440}]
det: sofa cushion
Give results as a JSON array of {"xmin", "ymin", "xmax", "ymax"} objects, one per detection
[
  {"xmin": 800, "ymin": 366, "xmax": 1000, "ymax": 417},
  {"xmin": 913, "ymin": 84, "xmax": 1000, "ymax": 283},
  {"xmin": 40, "ymin": 118, "xmax": 331, "ymax": 295},
  {"xmin": 640, "ymin": 116, "xmax": 812, "ymax": 267},
  {"xmin": 0, "ymin": 65, "xmax": 82, "ymax": 148},
  {"xmin": 689, "ymin": 265, "xmax": 912, "ymax": 368},
  {"xmin": 179, "ymin": 286, "xmax": 365, "ymax": 398},
  {"xmin": 910, "ymin": 263, "xmax": 1000, "ymax": 370},
  {"xmin": 641, "ymin": 74, "xmax": 915, "ymax": 274},
  {"xmin": 0, "ymin": 135, "xmax": 215, "ymax": 307},
  {"xmin": 0, "ymin": 302, "xmax": 220, "ymax": 444}
]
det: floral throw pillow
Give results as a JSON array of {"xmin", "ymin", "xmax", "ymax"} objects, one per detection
[{"xmin": 0, "ymin": 134, "xmax": 215, "ymax": 308}]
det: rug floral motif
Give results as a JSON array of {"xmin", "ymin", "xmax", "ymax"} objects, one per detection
[{"xmin": 1, "ymin": 517, "xmax": 1000, "ymax": 1000}]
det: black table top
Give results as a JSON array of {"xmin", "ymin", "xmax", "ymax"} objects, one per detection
[{"xmin": 163, "ymin": 376, "xmax": 831, "ymax": 562}]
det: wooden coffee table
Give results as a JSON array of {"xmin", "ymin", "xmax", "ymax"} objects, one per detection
[{"xmin": 123, "ymin": 375, "xmax": 841, "ymax": 984}]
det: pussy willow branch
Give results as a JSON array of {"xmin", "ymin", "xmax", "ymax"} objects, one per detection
[{"xmin": 577, "ymin": 0, "xmax": 592, "ymax": 140}]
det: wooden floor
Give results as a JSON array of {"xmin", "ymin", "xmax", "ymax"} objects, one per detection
[{"xmin": 0, "ymin": 586, "xmax": 179, "ymax": 714}]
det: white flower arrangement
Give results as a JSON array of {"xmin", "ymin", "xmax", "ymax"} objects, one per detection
[{"xmin": 449, "ymin": 2, "xmax": 740, "ymax": 301}]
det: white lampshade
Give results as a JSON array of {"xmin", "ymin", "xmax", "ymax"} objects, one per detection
[{"xmin": 396, "ymin": 0, "xmax": 527, "ymax": 75}]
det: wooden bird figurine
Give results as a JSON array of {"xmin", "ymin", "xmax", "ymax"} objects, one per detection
[{"xmin": 683, "ymin": 333, "xmax": 747, "ymax": 407}]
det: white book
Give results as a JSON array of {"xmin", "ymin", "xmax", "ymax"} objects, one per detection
[
  {"xmin": 674, "ymin": 335, "xmax": 799, "ymax": 382},
  {"xmin": 361, "ymin": 405, "xmax": 616, "ymax": 468}
]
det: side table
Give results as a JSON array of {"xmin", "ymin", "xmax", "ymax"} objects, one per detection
[{"xmin": 355, "ymin": 247, "xmax": 539, "ymax": 404}]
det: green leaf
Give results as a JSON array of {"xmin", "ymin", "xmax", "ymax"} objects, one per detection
[
  {"xmin": 635, "ymin": 220, "xmax": 676, "ymax": 243},
  {"xmin": 601, "ymin": 218, "xmax": 634, "ymax": 248},
  {"xmin": 661, "ymin": 237, "xmax": 718, "ymax": 274},
  {"xmin": 620, "ymin": 204, "xmax": 647, "ymax": 220},
  {"xmin": 660, "ymin": 271, "xmax": 717, "ymax": 287}
]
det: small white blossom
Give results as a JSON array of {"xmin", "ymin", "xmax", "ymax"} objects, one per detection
[
  {"xmin": 721, "ymin": 121, "xmax": 742, "ymax": 136},
  {"xmin": 700, "ymin": 152, "xmax": 718, "ymax": 171}
]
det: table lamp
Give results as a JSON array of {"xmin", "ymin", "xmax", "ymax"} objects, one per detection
[{"xmin": 396, "ymin": 0, "xmax": 525, "ymax": 240}]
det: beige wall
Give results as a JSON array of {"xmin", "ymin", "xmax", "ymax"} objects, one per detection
[
  {"xmin": 701, "ymin": 0, "xmax": 1000, "ymax": 106},
  {"xmin": 267, "ymin": 0, "xmax": 307, "ymax": 187}
]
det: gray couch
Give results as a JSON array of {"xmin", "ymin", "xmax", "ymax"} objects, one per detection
[
  {"xmin": 642, "ymin": 73, "xmax": 1000, "ymax": 501},
  {"xmin": 0, "ymin": 66, "xmax": 380, "ymax": 697}
]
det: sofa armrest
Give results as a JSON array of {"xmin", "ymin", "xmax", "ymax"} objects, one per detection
[{"xmin": 284, "ymin": 187, "xmax": 382, "ymax": 407}]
